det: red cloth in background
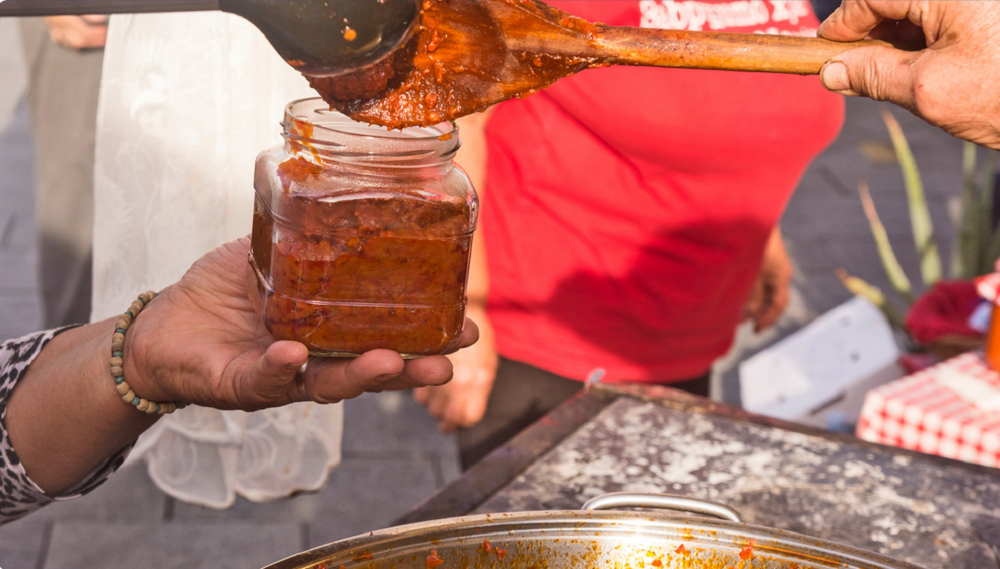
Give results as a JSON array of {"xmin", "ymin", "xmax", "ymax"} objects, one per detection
[
  {"xmin": 480, "ymin": 0, "xmax": 844, "ymax": 383},
  {"xmin": 905, "ymin": 281, "xmax": 984, "ymax": 345}
]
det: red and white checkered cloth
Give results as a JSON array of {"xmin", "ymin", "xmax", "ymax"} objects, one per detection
[{"xmin": 857, "ymin": 352, "xmax": 1000, "ymax": 468}]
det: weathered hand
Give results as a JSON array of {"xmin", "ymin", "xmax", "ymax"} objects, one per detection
[
  {"xmin": 743, "ymin": 228, "xmax": 793, "ymax": 333},
  {"xmin": 817, "ymin": 0, "xmax": 1000, "ymax": 150},
  {"xmin": 123, "ymin": 238, "xmax": 479, "ymax": 411},
  {"xmin": 43, "ymin": 15, "xmax": 108, "ymax": 50},
  {"xmin": 413, "ymin": 304, "xmax": 497, "ymax": 432}
]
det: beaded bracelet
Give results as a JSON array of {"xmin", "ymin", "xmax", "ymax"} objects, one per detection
[{"xmin": 111, "ymin": 291, "xmax": 187, "ymax": 415}]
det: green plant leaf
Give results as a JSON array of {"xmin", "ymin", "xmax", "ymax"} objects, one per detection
[
  {"xmin": 858, "ymin": 179, "xmax": 914, "ymax": 303},
  {"xmin": 955, "ymin": 142, "xmax": 981, "ymax": 279},
  {"xmin": 836, "ymin": 268, "xmax": 906, "ymax": 330},
  {"xmin": 882, "ymin": 108, "xmax": 941, "ymax": 286}
]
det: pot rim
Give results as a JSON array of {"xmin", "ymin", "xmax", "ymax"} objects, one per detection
[{"xmin": 262, "ymin": 509, "xmax": 925, "ymax": 569}]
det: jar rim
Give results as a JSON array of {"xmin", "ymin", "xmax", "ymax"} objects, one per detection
[
  {"xmin": 285, "ymin": 98, "xmax": 455, "ymax": 141},
  {"xmin": 282, "ymin": 98, "xmax": 458, "ymax": 165}
]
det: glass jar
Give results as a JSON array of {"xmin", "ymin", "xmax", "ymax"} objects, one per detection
[{"xmin": 249, "ymin": 98, "xmax": 477, "ymax": 358}]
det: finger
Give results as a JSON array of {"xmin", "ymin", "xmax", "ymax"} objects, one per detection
[
  {"xmin": 743, "ymin": 279, "xmax": 764, "ymax": 321},
  {"xmin": 819, "ymin": 45, "xmax": 919, "ymax": 107},
  {"xmin": 241, "ymin": 341, "xmax": 310, "ymax": 407},
  {"xmin": 447, "ymin": 356, "xmax": 479, "ymax": 383},
  {"xmin": 445, "ymin": 319, "xmax": 480, "ymax": 354},
  {"xmin": 463, "ymin": 377, "xmax": 491, "ymax": 426},
  {"xmin": 80, "ymin": 14, "xmax": 110, "ymax": 25},
  {"xmin": 436, "ymin": 394, "xmax": 467, "ymax": 433},
  {"xmin": 412, "ymin": 386, "xmax": 430, "ymax": 406},
  {"xmin": 82, "ymin": 25, "xmax": 108, "ymax": 49},
  {"xmin": 425, "ymin": 387, "xmax": 449, "ymax": 419},
  {"xmin": 376, "ymin": 356, "xmax": 455, "ymax": 391},
  {"xmin": 57, "ymin": 21, "xmax": 108, "ymax": 50},
  {"xmin": 303, "ymin": 350, "xmax": 459, "ymax": 402},
  {"xmin": 817, "ymin": 2, "xmax": 880, "ymax": 42},
  {"xmin": 451, "ymin": 372, "xmax": 492, "ymax": 429},
  {"xmin": 442, "ymin": 395, "xmax": 470, "ymax": 428},
  {"xmin": 754, "ymin": 285, "xmax": 790, "ymax": 333},
  {"xmin": 818, "ymin": 1, "xmax": 914, "ymax": 42},
  {"xmin": 302, "ymin": 350, "xmax": 405, "ymax": 403}
]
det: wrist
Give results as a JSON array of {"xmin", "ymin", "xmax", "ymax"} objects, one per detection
[
  {"xmin": 121, "ymin": 301, "xmax": 155, "ymax": 399},
  {"xmin": 118, "ymin": 292, "xmax": 184, "ymax": 409}
]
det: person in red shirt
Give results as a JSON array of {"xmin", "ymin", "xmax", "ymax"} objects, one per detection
[{"xmin": 415, "ymin": 0, "xmax": 845, "ymax": 468}]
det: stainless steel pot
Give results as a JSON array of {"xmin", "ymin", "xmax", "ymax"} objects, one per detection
[{"xmin": 263, "ymin": 494, "xmax": 924, "ymax": 569}]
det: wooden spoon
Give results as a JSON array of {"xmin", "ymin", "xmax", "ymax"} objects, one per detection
[{"xmin": 309, "ymin": 0, "xmax": 921, "ymax": 130}]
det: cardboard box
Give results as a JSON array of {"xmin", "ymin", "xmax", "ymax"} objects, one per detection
[{"xmin": 740, "ymin": 296, "xmax": 903, "ymax": 430}]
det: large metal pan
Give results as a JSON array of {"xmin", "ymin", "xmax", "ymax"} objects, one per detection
[{"xmin": 263, "ymin": 493, "xmax": 924, "ymax": 569}]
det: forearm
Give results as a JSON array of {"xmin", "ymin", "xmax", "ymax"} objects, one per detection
[{"xmin": 5, "ymin": 318, "xmax": 158, "ymax": 495}]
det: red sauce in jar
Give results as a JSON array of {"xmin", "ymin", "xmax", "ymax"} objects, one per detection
[{"xmin": 250, "ymin": 156, "xmax": 472, "ymax": 357}]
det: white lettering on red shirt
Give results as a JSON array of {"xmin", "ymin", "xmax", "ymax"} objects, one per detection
[{"xmin": 638, "ymin": 0, "xmax": 818, "ymax": 36}]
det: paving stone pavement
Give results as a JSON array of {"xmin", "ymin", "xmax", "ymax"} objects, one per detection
[
  {"xmin": 783, "ymin": 98, "xmax": 967, "ymax": 315},
  {"xmin": 0, "ymin": 99, "xmax": 42, "ymax": 343},
  {"xmin": 713, "ymin": 96, "xmax": 972, "ymax": 405},
  {"xmin": 0, "ymin": 44, "xmax": 987, "ymax": 568}
]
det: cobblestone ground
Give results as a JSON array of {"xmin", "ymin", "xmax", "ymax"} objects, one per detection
[{"xmin": 0, "ymin": 23, "xmax": 971, "ymax": 567}]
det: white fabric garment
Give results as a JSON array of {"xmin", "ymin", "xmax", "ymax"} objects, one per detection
[{"xmin": 93, "ymin": 12, "xmax": 342, "ymax": 509}]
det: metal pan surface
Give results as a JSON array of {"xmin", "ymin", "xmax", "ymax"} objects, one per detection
[{"xmin": 263, "ymin": 494, "xmax": 924, "ymax": 569}]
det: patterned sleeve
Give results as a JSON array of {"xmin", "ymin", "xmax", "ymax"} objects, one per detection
[{"xmin": 0, "ymin": 328, "xmax": 133, "ymax": 525}]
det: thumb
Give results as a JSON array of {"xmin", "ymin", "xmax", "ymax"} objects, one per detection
[
  {"xmin": 239, "ymin": 341, "xmax": 310, "ymax": 408},
  {"xmin": 820, "ymin": 45, "xmax": 919, "ymax": 109}
]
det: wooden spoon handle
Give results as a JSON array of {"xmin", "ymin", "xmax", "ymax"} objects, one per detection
[{"xmin": 596, "ymin": 28, "xmax": 922, "ymax": 75}]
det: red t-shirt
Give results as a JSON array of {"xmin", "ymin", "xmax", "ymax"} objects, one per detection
[{"xmin": 480, "ymin": 0, "xmax": 844, "ymax": 383}]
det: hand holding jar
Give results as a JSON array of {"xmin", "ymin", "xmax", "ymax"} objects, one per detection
[
  {"xmin": 4, "ymin": 237, "xmax": 478, "ymax": 501},
  {"xmin": 121, "ymin": 238, "xmax": 479, "ymax": 410},
  {"xmin": 249, "ymin": 99, "xmax": 479, "ymax": 359}
]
